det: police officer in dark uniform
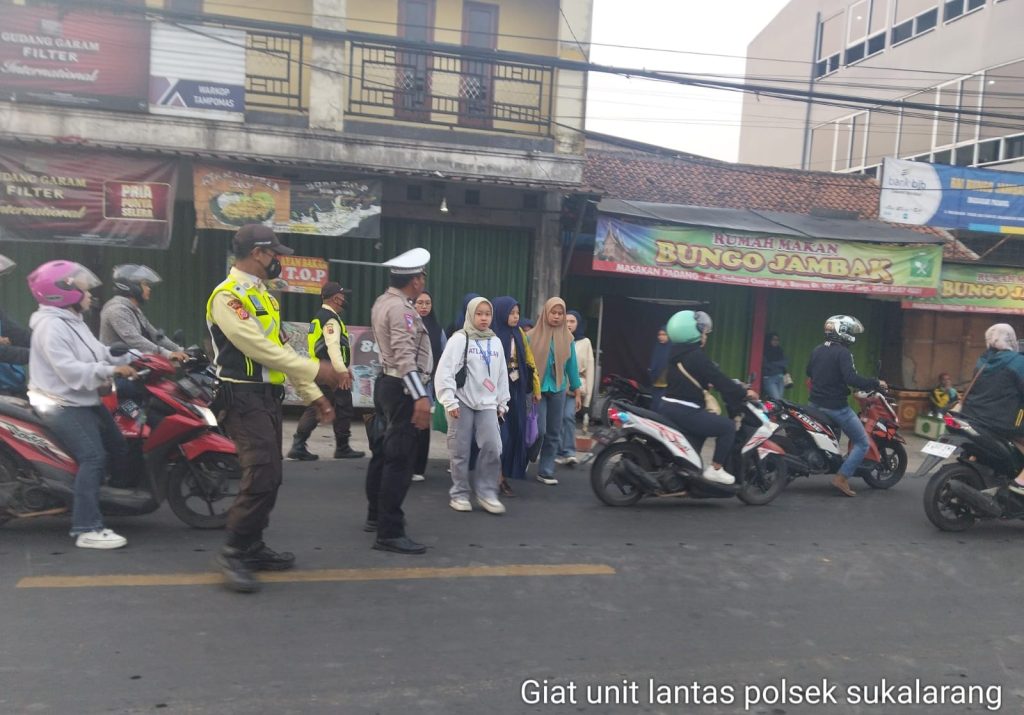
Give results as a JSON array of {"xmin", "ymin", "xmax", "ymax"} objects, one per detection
[
  {"xmin": 365, "ymin": 248, "xmax": 432, "ymax": 554},
  {"xmin": 206, "ymin": 224, "xmax": 341, "ymax": 593}
]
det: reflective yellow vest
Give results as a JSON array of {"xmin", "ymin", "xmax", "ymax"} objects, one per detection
[
  {"xmin": 307, "ymin": 307, "xmax": 350, "ymax": 366},
  {"xmin": 205, "ymin": 274, "xmax": 287, "ymax": 384}
]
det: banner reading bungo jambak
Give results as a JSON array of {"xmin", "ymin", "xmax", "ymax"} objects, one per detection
[
  {"xmin": 194, "ymin": 164, "xmax": 382, "ymax": 238},
  {"xmin": 593, "ymin": 217, "xmax": 943, "ymax": 296},
  {"xmin": 0, "ymin": 146, "xmax": 177, "ymax": 248},
  {"xmin": 902, "ymin": 264, "xmax": 1024, "ymax": 315}
]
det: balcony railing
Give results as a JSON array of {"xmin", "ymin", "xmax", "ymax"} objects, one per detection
[
  {"xmin": 245, "ymin": 29, "xmax": 306, "ymax": 112},
  {"xmin": 347, "ymin": 41, "xmax": 554, "ymax": 136}
]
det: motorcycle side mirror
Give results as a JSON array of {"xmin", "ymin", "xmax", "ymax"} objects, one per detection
[
  {"xmin": 108, "ymin": 343, "xmax": 131, "ymax": 357},
  {"xmin": 171, "ymin": 329, "xmax": 185, "ymax": 345}
]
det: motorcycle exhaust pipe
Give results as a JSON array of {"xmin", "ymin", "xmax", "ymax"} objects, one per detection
[
  {"xmin": 614, "ymin": 460, "xmax": 661, "ymax": 492},
  {"xmin": 947, "ymin": 479, "xmax": 1003, "ymax": 517}
]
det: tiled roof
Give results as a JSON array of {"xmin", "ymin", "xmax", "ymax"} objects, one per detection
[{"xmin": 583, "ymin": 134, "xmax": 977, "ymax": 260}]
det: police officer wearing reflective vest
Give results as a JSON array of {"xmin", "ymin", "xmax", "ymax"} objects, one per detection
[
  {"xmin": 206, "ymin": 224, "xmax": 340, "ymax": 593},
  {"xmin": 365, "ymin": 248, "xmax": 433, "ymax": 555},
  {"xmin": 288, "ymin": 281, "xmax": 365, "ymax": 461}
]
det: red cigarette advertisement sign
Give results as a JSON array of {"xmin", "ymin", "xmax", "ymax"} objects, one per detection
[
  {"xmin": 0, "ymin": 147, "xmax": 178, "ymax": 248},
  {"xmin": 0, "ymin": 6, "xmax": 150, "ymax": 111}
]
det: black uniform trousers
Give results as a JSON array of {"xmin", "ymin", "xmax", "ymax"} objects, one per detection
[
  {"xmin": 365, "ymin": 375, "xmax": 416, "ymax": 539},
  {"xmin": 295, "ymin": 383, "xmax": 355, "ymax": 449},
  {"xmin": 219, "ymin": 384, "xmax": 285, "ymax": 549}
]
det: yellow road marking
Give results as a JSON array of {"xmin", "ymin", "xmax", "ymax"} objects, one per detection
[{"xmin": 16, "ymin": 563, "xmax": 616, "ymax": 589}]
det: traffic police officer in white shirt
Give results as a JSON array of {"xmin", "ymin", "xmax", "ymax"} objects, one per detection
[{"xmin": 364, "ymin": 248, "xmax": 432, "ymax": 554}]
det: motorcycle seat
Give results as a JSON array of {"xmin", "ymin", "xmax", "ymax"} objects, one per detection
[
  {"xmin": 0, "ymin": 395, "xmax": 44, "ymax": 426},
  {"xmin": 799, "ymin": 404, "xmax": 841, "ymax": 433},
  {"xmin": 613, "ymin": 402, "xmax": 679, "ymax": 430}
]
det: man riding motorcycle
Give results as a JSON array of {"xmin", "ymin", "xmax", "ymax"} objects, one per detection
[
  {"xmin": 805, "ymin": 314, "xmax": 887, "ymax": 497},
  {"xmin": 99, "ymin": 265, "xmax": 188, "ymax": 363},
  {"xmin": 656, "ymin": 310, "xmax": 758, "ymax": 485}
]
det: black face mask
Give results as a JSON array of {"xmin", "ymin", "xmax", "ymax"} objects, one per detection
[{"xmin": 263, "ymin": 256, "xmax": 282, "ymax": 280}]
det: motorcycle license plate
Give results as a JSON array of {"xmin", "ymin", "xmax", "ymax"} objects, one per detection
[{"xmin": 921, "ymin": 441, "xmax": 957, "ymax": 458}]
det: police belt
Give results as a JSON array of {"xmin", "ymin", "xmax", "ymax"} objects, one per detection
[
  {"xmin": 382, "ymin": 366, "xmax": 430, "ymax": 381},
  {"xmin": 220, "ymin": 381, "xmax": 286, "ymax": 399}
]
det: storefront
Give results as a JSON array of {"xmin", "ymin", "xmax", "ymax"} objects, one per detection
[{"xmin": 563, "ymin": 199, "xmax": 946, "ymax": 407}]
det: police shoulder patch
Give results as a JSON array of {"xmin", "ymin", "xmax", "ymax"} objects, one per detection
[{"xmin": 404, "ymin": 313, "xmax": 415, "ymax": 331}]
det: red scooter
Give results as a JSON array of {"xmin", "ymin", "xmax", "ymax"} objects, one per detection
[
  {"xmin": 0, "ymin": 353, "xmax": 240, "ymax": 529},
  {"xmin": 765, "ymin": 390, "xmax": 907, "ymax": 490}
]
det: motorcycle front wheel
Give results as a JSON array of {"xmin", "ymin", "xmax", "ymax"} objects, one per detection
[
  {"xmin": 923, "ymin": 464, "xmax": 980, "ymax": 532},
  {"xmin": 167, "ymin": 454, "xmax": 242, "ymax": 529},
  {"xmin": 736, "ymin": 452, "xmax": 788, "ymax": 506},
  {"xmin": 590, "ymin": 441, "xmax": 651, "ymax": 507},
  {"xmin": 861, "ymin": 440, "xmax": 907, "ymax": 490}
]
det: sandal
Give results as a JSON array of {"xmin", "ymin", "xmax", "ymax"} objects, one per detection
[{"xmin": 499, "ymin": 479, "xmax": 516, "ymax": 498}]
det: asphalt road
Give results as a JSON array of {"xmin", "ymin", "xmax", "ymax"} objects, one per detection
[{"xmin": 1, "ymin": 427, "xmax": 1022, "ymax": 715}]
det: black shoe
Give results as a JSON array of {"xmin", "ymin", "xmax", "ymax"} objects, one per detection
[
  {"xmin": 241, "ymin": 541, "xmax": 295, "ymax": 571},
  {"xmin": 372, "ymin": 536, "xmax": 426, "ymax": 554},
  {"xmin": 362, "ymin": 519, "xmax": 378, "ymax": 533},
  {"xmin": 215, "ymin": 548, "xmax": 261, "ymax": 593},
  {"xmin": 334, "ymin": 447, "xmax": 366, "ymax": 459},
  {"xmin": 287, "ymin": 443, "xmax": 319, "ymax": 461}
]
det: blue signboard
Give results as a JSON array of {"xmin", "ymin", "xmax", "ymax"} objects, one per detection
[{"xmin": 879, "ymin": 157, "xmax": 1024, "ymax": 235}]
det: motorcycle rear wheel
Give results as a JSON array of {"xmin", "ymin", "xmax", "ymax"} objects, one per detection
[
  {"xmin": 590, "ymin": 442, "xmax": 651, "ymax": 507},
  {"xmin": 862, "ymin": 440, "xmax": 907, "ymax": 490},
  {"xmin": 167, "ymin": 454, "xmax": 241, "ymax": 529},
  {"xmin": 923, "ymin": 464, "xmax": 981, "ymax": 532},
  {"xmin": 736, "ymin": 453, "xmax": 788, "ymax": 506}
]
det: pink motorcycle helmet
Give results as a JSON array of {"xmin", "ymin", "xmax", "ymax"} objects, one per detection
[{"xmin": 26, "ymin": 260, "xmax": 102, "ymax": 308}]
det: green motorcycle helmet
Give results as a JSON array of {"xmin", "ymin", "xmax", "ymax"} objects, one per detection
[{"xmin": 666, "ymin": 310, "xmax": 713, "ymax": 344}]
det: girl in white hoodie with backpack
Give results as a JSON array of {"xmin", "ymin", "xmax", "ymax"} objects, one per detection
[{"xmin": 435, "ymin": 297, "xmax": 510, "ymax": 514}]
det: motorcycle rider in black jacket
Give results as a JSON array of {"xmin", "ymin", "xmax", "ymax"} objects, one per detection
[{"xmin": 806, "ymin": 315, "xmax": 887, "ymax": 497}]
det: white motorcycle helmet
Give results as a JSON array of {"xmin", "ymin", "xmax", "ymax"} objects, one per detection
[{"xmin": 824, "ymin": 315, "xmax": 863, "ymax": 344}]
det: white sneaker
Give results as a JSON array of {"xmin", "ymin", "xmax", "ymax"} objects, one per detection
[
  {"xmin": 567, "ymin": 455, "xmax": 580, "ymax": 465},
  {"xmin": 75, "ymin": 529, "xmax": 127, "ymax": 550},
  {"xmin": 476, "ymin": 497, "xmax": 506, "ymax": 515},
  {"xmin": 701, "ymin": 465, "xmax": 736, "ymax": 485},
  {"xmin": 536, "ymin": 474, "xmax": 559, "ymax": 485},
  {"xmin": 411, "ymin": 474, "xmax": 425, "ymax": 482},
  {"xmin": 449, "ymin": 498, "xmax": 472, "ymax": 512},
  {"xmin": 554, "ymin": 456, "xmax": 571, "ymax": 465}
]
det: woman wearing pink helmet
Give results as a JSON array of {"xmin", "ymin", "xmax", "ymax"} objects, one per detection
[{"xmin": 26, "ymin": 260, "xmax": 138, "ymax": 550}]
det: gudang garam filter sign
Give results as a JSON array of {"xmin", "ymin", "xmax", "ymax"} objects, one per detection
[{"xmin": 593, "ymin": 217, "xmax": 942, "ymax": 296}]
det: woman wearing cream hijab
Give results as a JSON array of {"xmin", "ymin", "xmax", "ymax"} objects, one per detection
[{"xmin": 527, "ymin": 298, "xmax": 582, "ymax": 485}]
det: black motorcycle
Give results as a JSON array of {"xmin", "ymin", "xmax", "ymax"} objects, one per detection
[
  {"xmin": 591, "ymin": 374, "xmax": 653, "ymax": 424},
  {"xmin": 915, "ymin": 412, "xmax": 1024, "ymax": 531}
]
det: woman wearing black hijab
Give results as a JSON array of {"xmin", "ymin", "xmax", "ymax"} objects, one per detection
[
  {"xmin": 647, "ymin": 326, "xmax": 671, "ymax": 410},
  {"xmin": 412, "ymin": 290, "xmax": 446, "ymax": 481},
  {"xmin": 762, "ymin": 332, "xmax": 788, "ymax": 401}
]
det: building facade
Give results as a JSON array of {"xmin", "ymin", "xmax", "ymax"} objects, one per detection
[
  {"xmin": 0, "ymin": 0, "xmax": 593, "ymax": 338},
  {"xmin": 738, "ymin": 0, "xmax": 1024, "ymax": 177}
]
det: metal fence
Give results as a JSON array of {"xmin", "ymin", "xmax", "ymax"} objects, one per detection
[{"xmin": 347, "ymin": 41, "xmax": 554, "ymax": 135}]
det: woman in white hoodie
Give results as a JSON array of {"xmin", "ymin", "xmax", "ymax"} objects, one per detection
[
  {"xmin": 26, "ymin": 261, "xmax": 137, "ymax": 550},
  {"xmin": 435, "ymin": 297, "xmax": 510, "ymax": 514}
]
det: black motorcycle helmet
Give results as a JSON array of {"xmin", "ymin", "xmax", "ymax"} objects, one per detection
[{"xmin": 112, "ymin": 265, "xmax": 162, "ymax": 304}]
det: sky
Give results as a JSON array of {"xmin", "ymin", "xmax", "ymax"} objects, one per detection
[{"xmin": 586, "ymin": 0, "xmax": 790, "ymax": 162}]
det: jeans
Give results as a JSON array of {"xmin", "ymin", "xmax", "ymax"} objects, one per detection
[
  {"xmin": 810, "ymin": 402, "xmax": 869, "ymax": 478},
  {"xmin": 558, "ymin": 391, "xmax": 577, "ymax": 457},
  {"xmin": 39, "ymin": 405, "xmax": 127, "ymax": 536},
  {"xmin": 535, "ymin": 390, "xmax": 566, "ymax": 477},
  {"xmin": 762, "ymin": 374, "xmax": 784, "ymax": 401},
  {"xmin": 649, "ymin": 387, "xmax": 666, "ymax": 412}
]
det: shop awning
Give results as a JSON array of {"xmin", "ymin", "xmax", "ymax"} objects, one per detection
[{"xmin": 598, "ymin": 198, "xmax": 944, "ymax": 245}]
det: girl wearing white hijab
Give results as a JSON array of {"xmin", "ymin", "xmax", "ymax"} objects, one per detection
[{"xmin": 435, "ymin": 297, "xmax": 510, "ymax": 514}]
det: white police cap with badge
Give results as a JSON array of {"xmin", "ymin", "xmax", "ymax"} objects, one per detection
[{"xmin": 383, "ymin": 248, "xmax": 430, "ymax": 275}]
